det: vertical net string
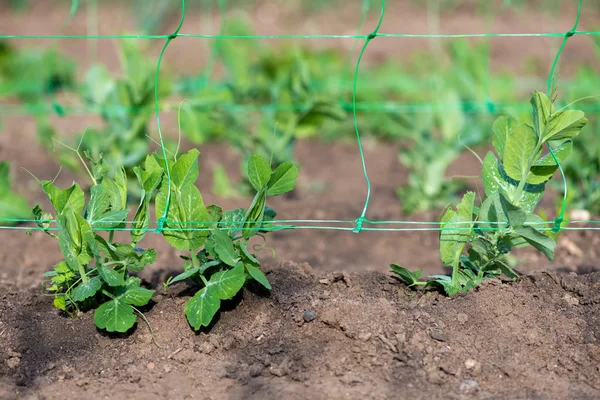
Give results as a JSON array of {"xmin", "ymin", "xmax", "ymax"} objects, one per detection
[{"xmin": 352, "ymin": 0, "xmax": 385, "ymax": 233}]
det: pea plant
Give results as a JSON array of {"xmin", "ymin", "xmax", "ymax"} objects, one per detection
[
  {"xmin": 35, "ymin": 152, "xmax": 159, "ymax": 332},
  {"xmin": 392, "ymin": 90, "xmax": 587, "ymax": 295},
  {"xmin": 40, "ymin": 40, "xmax": 171, "ymax": 195},
  {"xmin": 179, "ymin": 17, "xmax": 343, "ymax": 196},
  {"xmin": 0, "ymin": 161, "xmax": 31, "ymax": 226},
  {"xmin": 158, "ymin": 150, "xmax": 298, "ymax": 329}
]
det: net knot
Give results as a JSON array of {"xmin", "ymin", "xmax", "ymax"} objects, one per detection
[
  {"xmin": 565, "ymin": 30, "xmax": 575, "ymax": 38},
  {"xmin": 485, "ymin": 99, "xmax": 496, "ymax": 113},
  {"xmin": 155, "ymin": 217, "xmax": 167, "ymax": 234},
  {"xmin": 168, "ymin": 33, "xmax": 178, "ymax": 40},
  {"xmin": 52, "ymin": 102, "xmax": 65, "ymax": 117},
  {"xmin": 551, "ymin": 217, "xmax": 564, "ymax": 233},
  {"xmin": 353, "ymin": 216, "xmax": 366, "ymax": 233},
  {"xmin": 367, "ymin": 32, "xmax": 377, "ymax": 41}
]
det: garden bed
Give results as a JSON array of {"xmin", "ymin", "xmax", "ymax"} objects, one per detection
[{"xmin": 1, "ymin": 262, "xmax": 599, "ymax": 400}]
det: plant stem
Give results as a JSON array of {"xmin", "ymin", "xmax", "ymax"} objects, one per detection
[{"xmin": 78, "ymin": 263, "xmax": 89, "ymax": 283}]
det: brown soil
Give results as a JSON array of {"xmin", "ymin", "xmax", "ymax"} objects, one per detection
[
  {"xmin": 1, "ymin": 2, "xmax": 600, "ymax": 399},
  {"xmin": 1, "ymin": 263, "xmax": 600, "ymax": 400}
]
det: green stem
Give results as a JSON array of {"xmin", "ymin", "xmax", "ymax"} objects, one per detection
[
  {"xmin": 78, "ymin": 263, "xmax": 88, "ymax": 283},
  {"xmin": 108, "ymin": 230, "xmax": 114, "ymax": 244}
]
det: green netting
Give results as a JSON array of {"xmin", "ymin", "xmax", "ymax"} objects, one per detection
[{"xmin": 0, "ymin": 0, "xmax": 599, "ymax": 233}]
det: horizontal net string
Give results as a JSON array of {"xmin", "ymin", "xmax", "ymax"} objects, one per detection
[
  {"xmin": 3, "ymin": 218, "xmax": 598, "ymax": 226},
  {"xmin": 2, "ymin": 224, "xmax": 600, "ymax": 233},
  {"xmin": 1, "ymin": 30, "xmax": 600, "ymax": 40},
  {"xmin": 3, "ymin": 101, "xmax": 600, "ymax": 116}
]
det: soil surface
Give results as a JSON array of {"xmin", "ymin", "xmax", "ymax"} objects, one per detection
[
  {"xmin": 1, "ymin": 262, "xmax": 600, "ymax": 400},
  {"xmin": 1, "ymin": 2, "xmax": 600, "ymax": 399}
]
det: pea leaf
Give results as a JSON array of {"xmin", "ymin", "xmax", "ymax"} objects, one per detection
[
  {"xmin": 170, "ymin": 149, "xmax": 200, "ymax": 188},
  {"xmin": 439, "ymin": 192, "xmax": 474, "ymax": 268},
  {"xmin": 219, "ymin": 208, "xmax": 246, "ymax": 237},
  {"xmin": 503, "ymin": 124, "xmax": 540, "ymax": 182},
  {"xmin": 543, "ymin": 110, "xmax": 587, "ymax": 142},
  {"xmin": 93, "ymin": 209, "xmax": 129, "ymax": 229},
  {"xmin": 86, "ymin": 185, "xmax": 111, "ymax": 224},
  {"xmin": 94, "ymin": 299, "xmax": 136, "ymax": 333},
  {"xmin": 71, "ymin": 276, "xmax": 102, "ymax": 302},
  {"xmin": 514, "ymin": 226, "xmax": 556, "ymax": 260},
  {"xmin": 0, "ymin": 162, "xmax": 32, "ymax": 225},
  {"xmin": 97, "ymin": 264, "xmax": 126, "ymax": 287},
  {"xmin": 120, "ymin": 287, "xmax": 154, "ymax": 306},
  {"xmin": 245, "ymin": 264, "xmax": 271, "ymax": 290},
  {"xmin": 209, "ymin": 264, "xmax": 246, "ymax": 300},
  {"xmin": 492, "ymin": 116, "xmax": 518, "ymax": 159},
  {"xmin": 267, "ymin": 161, "xmax": 298, "ymax": 196},
  {"xmin": 530, "ymin": 91, "xmax": 553, "ymax": 138},
  {"xmin": 390, "ymin": 264, "xmax": 424, "ymax": 286},
  {"xmin": 243, "ymin": 188, "xmax": 267, "ymax": 239},
  {"xmin": 41, "ymin": 181, "xmax": 85, "ymax": 214},
  {"xmin": 212, "ymin": 230, "xmax": 240, "ymax": 267},
  {"xmin": 168, "ymin": 260, "xmax": 221, "ymax": 285},
  {"xmin": 155, "ymin": 183, "xmax": 209, "ymax": 251},
  {"xmin": 247, "ymin": 154, "xmax": 272, "ymax": 192},
  {"xmin": 527, "ymin": 140, "xmax": 572, "ymax": 184},
  {"xmin": 185, "ymin": 286, "xmax": 220, "ymax": 330}
]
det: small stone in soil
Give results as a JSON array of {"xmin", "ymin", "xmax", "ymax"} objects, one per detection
[
  {"xmin": 458, "ymin": 379, "xmax": 479, "ymax": 394},
  {"xmin": 147, "ymin": 362, "xmax": 155, "ymax": 370},
  {"xmin": 457, "ymin": 313, "xmax": 469, "ymax": 324},
  {"xmin": 249, "ymin": 363, "xmax": 264, "ymax": 377},
  {"xmin": 430, "ymin": 329, "xmax": 448, "ymax": 342},
  {"xmin": 303, "ymin": 310, "xmax": 316, "ymax": 322}
]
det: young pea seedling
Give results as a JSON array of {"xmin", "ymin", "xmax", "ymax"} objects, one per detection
[{"xmin": 392, "ymin": 90, "xmax": 587, "ymax": 295}]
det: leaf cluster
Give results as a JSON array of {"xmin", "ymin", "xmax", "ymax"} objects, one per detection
[
  {"xmin": 392, "ymin": 90, "xmax": 587, "ymax": 295},
  {"xmin": 157, "ymin": 150, "xmax": 298, "ymax": 329},
  {"xmin": 36, "ymin": 152, "xmax": 158, "ymax": 332}
]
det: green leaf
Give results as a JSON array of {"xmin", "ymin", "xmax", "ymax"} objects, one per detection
[
  {"xmin": 267, "ymin": 161, "xmax": 298, "ymax": 196},
  {"xmin": 98, "ymin": 264, "xmax": 126, "ymax": 287},
  {"xmin": 212, "ymin": 230, "xmax": 240, "ymax": 267},
  {"xmin": 440, "ymin": 210, "xmax": 470, "ymax": 268},
  {"xmin": 481, "ymin": 152, "xmax": 544, "ymax": 215},
  {"xmin": 171, "ymin": 149, "xmax": 200, "ymax": 188},
  {"xmin": 53, "ymin": 295, "xmax": 67, "ymax": 311},
  {"xmin": 238, "ymin": 241, "xmax": 260, "ymax": 266},
  {"xmin": 71, "ymin": 276, "xmax": 102, "ymax": 302},
  {"xmin": 185, "ymin": 286, "xmax": 220, "ymax": 330},
  {"xmin": 168, "ymin": 260, "xmax": 221, "ymax": 285},
  {"xmin": 543, "ymin": 110, "xmax": 587, "ymax": 142},
  {"xmin": 243, "ymin": 188, "xmax": 267, "ymax": 239},
  {"xmin": 530, "ymin": 91, "xmax": 553, "ymax": 138},
  {"xmin": 0, "ymin": 162, "xmax": 32, "ymax": 225},
  {"xmin": 514, "ymin": 226, "xmax": 556, "ymax": 260},
  {"xmin": 527, "ymin": 140, "xmax": 573, "ymax": 184},
  {"xmin": 155, "ymin": 183, "xmax": 209, "ymax": 251},
  {"xmin": 94, "ymin": 299, "xmax": 136, "ymax": 333},
  {"xmin": 245, "ymin": 264, "xmax": 271, "ymax": 290},
  {"xmin": 492, "ymin": 116, "xmax": 518, "ymax": 159},
  {"xmin": 390, "ymin": 264, "xmax": 424, "ymax": 286},
  {"xmin": 87, "ymin": 185, "xmax": 111, "ymax": 224},
  {"xmin": 496, "ymin": 260, "xmax": 519, "ymax": 280},
  {"xmin": 56, "ymin": 211, "xmax": 91, "ymax": 272},
  {"xmin": 41, "ymin": 181, "xmax": 85, "ymax": 214},
  {"xmin": 219, "ymin": 208, "xmax": 246, "ymax": 237},
  {"xmin": 247, "ymin": 154, "xmax": 272, "ymax": 192},
  {"xmin": 120, "ymin": 287, "xmax": 154, "ymax": 306},
  {"xmin": 209, "ymin": 264, "xmax": 246, "ymax": 300},
  {"xmin": 94, "ymin": 209, "xmax": 129, "ymax": 229},
  {"xmin": 503, "ymin": 124, "xmax": 540, "ymax": 182},
  {"xmin": 440, "ymin": 193, "xmax": 474, "ymax": 268}
]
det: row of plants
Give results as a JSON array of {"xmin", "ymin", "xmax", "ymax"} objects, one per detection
[
  {"xmin": 30, "ymin": 88, "xmax": 589, "ymax": 334},
  {"xmin": 35, "ymin": 146, "xmax": 298, "ymax": 332},
  {"xmin": 1, "ymin": 18, "xmax": 599, "ymax": 223}
]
